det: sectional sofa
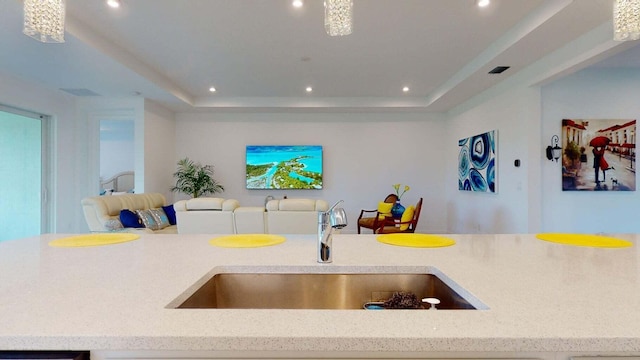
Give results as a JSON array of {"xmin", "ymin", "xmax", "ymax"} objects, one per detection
[
  {"xmin": 175, "ymin": 197, "xmax": 329, "ymax": 234},
  {"xmin": 82, "ymin": 193, "xmax": 329, "ymax": 235}
]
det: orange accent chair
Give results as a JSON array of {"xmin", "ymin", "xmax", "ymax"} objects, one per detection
[
  {"xmin": 357, "ymin": 194, "xmax": 398, "ymax": 234},
  {"xmin": 376, "ymin": 198, "xmax": 423, "ymax": 234}
]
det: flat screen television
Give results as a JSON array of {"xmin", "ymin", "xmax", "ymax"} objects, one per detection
[{"xmin": 246, "ymin": 145, "xmax": 323, "ymax": 189}]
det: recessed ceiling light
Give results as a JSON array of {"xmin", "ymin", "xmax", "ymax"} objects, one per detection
[
  {"xmin": 305, "ymin": 86, "xmax": 313, "ymax": 93},
  {"xmin": 106, "ymin": 0, "xmax": 121, "ymax": 9},
  {"xmin": 292, "ymin": 0, "xmax": 303, "ymax": 8},
  {"xmin": 402, "ymin": 86, "xmax": 410, "ymax": 93},
  {"xmin": 477, "ymin": 0, "xmax": 490, "ymax": 7},
  {"xmin": 209, "ymin": 87, "xmax": 216, "ymax": 92}
]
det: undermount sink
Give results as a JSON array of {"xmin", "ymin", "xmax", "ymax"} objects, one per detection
[{"xmin": 168, "ymin": 267, "xmax": 488, "ymax": 310}]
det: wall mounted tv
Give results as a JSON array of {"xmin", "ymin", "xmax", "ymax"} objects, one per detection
[{"xmin": 246, "ymin": 145, "xmax": 323, "ymax": 190}]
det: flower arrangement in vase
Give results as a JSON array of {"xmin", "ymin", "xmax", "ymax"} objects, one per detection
[{"xmin": 391, "ymin": 183, "xmax": 410, "ymax": 218}]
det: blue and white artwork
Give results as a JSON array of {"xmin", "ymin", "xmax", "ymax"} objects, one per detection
[{"xmin": 458, "ymin": 130, "xmax": 497, "ymax": 193}]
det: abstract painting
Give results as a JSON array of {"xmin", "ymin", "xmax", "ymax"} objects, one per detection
[
  {"xmin": 458, "ymin": 130, "xmax": 497, "ymax": 193},
  {"xmin": 561, "ymin": 119, "xmax": 635, "ymax": 191}
]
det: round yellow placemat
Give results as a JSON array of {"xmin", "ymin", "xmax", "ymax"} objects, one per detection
[
  {"xmin": 536, "ymin": 233, "xmax": 632, "ymax": 248},
  {"xmin": 209, "ymin": 234, "xmax": 286, "ymax": 248},
  {"xmin": 377, "ymin": 234, "xmax": 456, "ymax": 248},
  {"xmin": 49, "ymin": 233, "xmax": 140, "ymax": 247}
]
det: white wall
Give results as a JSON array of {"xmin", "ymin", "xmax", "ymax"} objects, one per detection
[
  {"xmin": 100, "ymin": 140, "xmax": 134, "ymax": 180},
  {"xmin": 541, "ymin": 68, "xmax": 640, "ymax": 233},
  {"xmin": 175, "ymin": 112, "xmax": 447, "ymax": 234},
  {"xmin": 0, "ymin": 71, "xmax": 83, "ymax": 233},
  {"xmin": 446, "ymin": 86, "xmax": 542, "ymax": 234},
  {"xmin": 143, "ymin": 100, "xmax": 176, "ymax": 202}
]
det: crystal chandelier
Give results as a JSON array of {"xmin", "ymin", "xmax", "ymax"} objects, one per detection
[
  {"xmin": 23, "ymin": 0, "xmax": 66, "ymax": 43},
  {"xmin": 324, "ymin": 0, "xmax": 353, "ymax": 36},
  {"xmin": 613, "ymin": 0, "xmax": 640, "ymax": 41}
]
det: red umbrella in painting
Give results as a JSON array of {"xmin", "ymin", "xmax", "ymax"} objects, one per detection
[{"xmin": 589, "ymin": 136, "xmax": 611, "ymax": 147}]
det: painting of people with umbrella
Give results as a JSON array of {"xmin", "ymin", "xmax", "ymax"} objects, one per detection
[
  {"xmin": 589, "ymin": 136, "xmax": 614, "ymax": 186},
  {"xmin": 560, "ymin": 118, "xmax": 636, "ymax": 191}
]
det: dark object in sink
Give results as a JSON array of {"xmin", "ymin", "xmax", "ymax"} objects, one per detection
[{"xmin": 383, "ymin": 291, "xmax": 423, "ymax": 309}]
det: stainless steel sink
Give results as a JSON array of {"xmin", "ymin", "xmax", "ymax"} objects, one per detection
[{"xmin": 170, "ymin": 267, "xmax": 487, "ymax": 310}]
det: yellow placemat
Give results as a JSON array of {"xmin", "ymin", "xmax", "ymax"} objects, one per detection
[
  {"xmin": 209, "ymin": 234, "xmax": 286, "ymax": 248},
  {"xmin": 536, "ymin": 233, "xmax": 632, "ymax": 248},
  {"xmin": 49, "ymin": 233, "xmax": 140, "ymax": 247},
  {"xmin": 377, "ymin": 234, "xmax": 456, "ymax": 248}
]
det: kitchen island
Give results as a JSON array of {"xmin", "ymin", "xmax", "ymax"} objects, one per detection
[{"xmin": 0, "ymin": 233, "xmax": 639, "ymax": 360}]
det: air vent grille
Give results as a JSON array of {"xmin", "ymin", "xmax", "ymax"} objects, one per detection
[{"xmin": 488, "ymin": 66, "xmax": 510, "ymax": 74}]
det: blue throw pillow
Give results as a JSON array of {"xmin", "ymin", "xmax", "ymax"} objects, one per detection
[
  {"xmin": 162, "ymin": 204, "xmax": 177, "ymax": 225},
  {"xmin": 120, "ymin": 209, "xmax": 142, "ymax": 228}
]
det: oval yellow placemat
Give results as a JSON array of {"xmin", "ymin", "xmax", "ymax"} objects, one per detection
[
  {"xmin": 536, "ymin": 233, "xmax": 632, "ymax": 248},
  {"xmin": 209, "ymin": 234, "xmax": 286, "ymax": 248},
  {"xmin": 49, "ymin": 233, "xmax": 140, "ymax": 247},
  {"xmin": 377, "ymin": 234, "xmax": 456, "ymax": 248}
]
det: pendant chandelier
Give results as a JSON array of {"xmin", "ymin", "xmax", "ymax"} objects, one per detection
[
  {"xmin": 324, "ymin": 0, "xmax": 353, "ymax": 36},
  {"xmin": 23, "ymin": 0, "xmax": 66, "ymax": 43},
  {"xmin": 613, "ymin": 0, "xmax": 640, "ymax": 41}
]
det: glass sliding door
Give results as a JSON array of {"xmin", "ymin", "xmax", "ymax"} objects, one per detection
[{"xmin": 0, "ymin": 106, "xmax": 48, "ymax": 241}]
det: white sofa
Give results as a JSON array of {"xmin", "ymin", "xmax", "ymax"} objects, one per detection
[
  {"xmin": 81, "ymin": 193, "xmax": 177, "ymax": 234},
  {"xmin": 173, "ymin": 198, "xmax": 329, "ymax": 234},
  {"xmin": 173, "ymin": 197, "xmax": 239, "ymax": 234},
  {"xmin": 83, "ymin": 195, "xmax": 330, "ymax": 235},
  {"xmin": 233, "ymin": 206, "xmax": 267, "ymax": 234},
  {"xmin": 265, "ymin": 199, "xmax": 329, "ymax": 234}
]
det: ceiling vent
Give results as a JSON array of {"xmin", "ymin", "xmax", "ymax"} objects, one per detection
[
  {"xmin": 488, "ymin": 66, "xmax": 510, "ymax": 74},
  {"xmin": 60, "ymin": 88, "xmax": 102, "ymax": 96}
]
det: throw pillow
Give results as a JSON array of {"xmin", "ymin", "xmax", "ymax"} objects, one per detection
[
  {"xmin": 377, "ymin": 201, "xmax": 393, "ymax": 220},
  {"xmin": 120, "ymin": 209, "xmax": 142, "ymax": 228},
  {"xmin": 136, "ymin": 209, "xmax": 160, "ymax": 230},
  {"xmin": 149, "ymin": 208, "xmax": 171, "ymax": 229},
  {"xmin": 400, "ymin": 205, "xmax": 415, "ymax": 231},
  {"xmin": 104, "ymin": 218, "xmax": 124, "ymax": 231},
  {"xmin": 162, "ymin": 204, "xmax": 177, "ymax": 225}
]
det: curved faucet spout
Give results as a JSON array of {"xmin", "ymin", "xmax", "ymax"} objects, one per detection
[
  {"xmin": 318, "ymin": 201, "xmax": 347, "ymax": 263},
  {"xmin": 327, "ymin": 199, "xmax": 344, "ymax": 213}
]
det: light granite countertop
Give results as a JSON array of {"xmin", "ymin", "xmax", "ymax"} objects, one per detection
[{"xmin": 0, "ymin": 233, "xmax": 639, "ymax": 356}]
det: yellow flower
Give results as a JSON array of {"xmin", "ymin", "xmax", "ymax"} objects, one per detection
[{"xmin": 392, "ymin": 183, "xmax": 410, "ymax": 200}]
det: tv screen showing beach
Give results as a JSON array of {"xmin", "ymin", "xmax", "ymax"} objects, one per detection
[{"xmin": 246, "ymin": 145, "xmax": 323, "ymax": 189}]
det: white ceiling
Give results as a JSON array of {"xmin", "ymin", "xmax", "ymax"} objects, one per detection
[{"xmin": 0, "ymin": 0, "xmax": 638, "ymax": 113}]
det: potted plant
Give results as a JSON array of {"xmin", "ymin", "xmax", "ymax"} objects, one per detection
[{"xmin": 171, "ymin": 157, "xmax": 224, "ymax": 198}]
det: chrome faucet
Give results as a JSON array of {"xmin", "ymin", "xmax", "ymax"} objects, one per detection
[{"xmin": 318, "ymin": 200, "xmax": 347, "ymax": 263}]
